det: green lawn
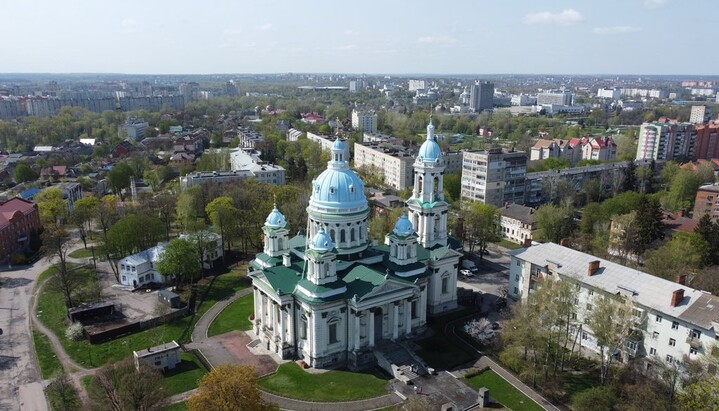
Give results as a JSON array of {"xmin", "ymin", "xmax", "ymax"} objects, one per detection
[
  {"xmin": 465, "ymin": 369, "xmax": 544, "ymax": 411},
  {"xmin": 163, "ymin": 402, "xmax": 187, "ymax": 411},
  {"xmin": 162, "ymin": 352, "xmax": 207, "ymax": 396},
  {"xmin": 258, "ymin": 362, "xmax": 388, "ymax": 402},
  {"xmin": 493, "ymin": 239, "xmax": 523, "ymax": 250},
  {"xmin": 35, "ymin": 265, "xmax": 248, "ymax": 367},
  {"xmin": 32, "ymin": 329, "xmax": 64, "ymax": 379},
  {"xmin": 207, "ymin": 293, "xmax": 253, "ymax": 337},
  {"xmin": 68, "ymin": 248, "xmax": 96, "ymax": 259}
]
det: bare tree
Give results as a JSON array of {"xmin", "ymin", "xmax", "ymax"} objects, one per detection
[
  {"xmin": 88, "ymin": 358, "xmax": 169, "ymax": 411},
  {"xmin": 42, "ymin": 228, "xmax": 78, "ymax": 308}
]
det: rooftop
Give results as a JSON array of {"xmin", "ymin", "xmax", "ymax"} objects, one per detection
[{"xmin": 134, "ymin": 340, "xmax": 180, "ymax": 358}]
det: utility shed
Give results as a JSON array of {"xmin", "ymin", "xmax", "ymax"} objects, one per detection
[
  {"xmin": 157, "ymin": 289, "xmax": 182, "ymax": 308},
  {"xmin": 133, "ymin": 340, "xmax": 180, "ymax": 371}
]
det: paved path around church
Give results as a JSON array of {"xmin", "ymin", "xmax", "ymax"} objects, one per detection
[{"xmin": 187, "ymin": 288, "xmax": 403, "ymax": 411}]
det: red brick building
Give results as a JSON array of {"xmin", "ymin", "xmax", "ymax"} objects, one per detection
[
  {"xmin": 0, "ymin": 197, "xmax": 41, "ymax": 261},
  {"xmin": 694, "ymin": 122, "xmax": 719, "ymax": 160},
  {"xmin": 693, "ymin": 184, "xmax": 719, "ymax": 222}
]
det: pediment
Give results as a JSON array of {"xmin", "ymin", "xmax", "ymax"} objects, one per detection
[{"xmin": 359, "ymin": 278, "xmax": 416, "ymax": 302}]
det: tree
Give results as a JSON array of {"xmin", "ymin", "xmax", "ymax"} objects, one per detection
[
  {"xmin": 70, "ymin": 196, "xmax": 99, "ymax": 249},
  {"xmin": 622, "ymin": 160, "xmax": 637, "ymax": 192},
  {"xmin": 644, "ymin": 232, "xmax": 710, "ymax": 280},
  {"xmin": 13, "ymin": 161, "xmax": 38, "ymax": 183},
  {"xmin": 534, "ymin": 203, "xmax": 576, "ymax": 244},
  {"xmin": 88, "ymin": 358, "xmax": 169, "ymax": 411},
  {"xmin": 662, "ymin": 169, "xmax": 702, "ymax": 211},
  {"xmin": 176, "ymin": 186, "xmax": 204, "ymax": 231},
  {"xmin": 42, "ymin": 228, "xmax": 78, "ymax": 307},
  {"xmin": 571, "ymin": 386, "xmax": 617, "ymax": 411},
  {"xmin": 695, "ymin": 214, "xmax": 719, "ymax": 264},
  {"xmin": 35, "ymin": 187, "xmax": 67, "ymax": 228},
  {"xmin": 632, "ymin": 194, "xmax": 664, "ymax": 256},
  {"xmin": 104, "ymin": 214, "xmax": 164, "ymax": 281},
  {"xmin": 45, "ymin": 372, "xmax": 81, "ymax": 411},
  {"xmin": 107, "ymin": 162, "xmax": 134, "ymax": 197},
  {"xmin": 443, "ymin": 173, "xmax": 461, "ymax": 202},
  {"xmin": 188, "ymin": 365, "xmax": 277, "ymax": 411},
  {"xmin": 677, "ymin": 378, "xmax": 719, "ymax": 410},
  {"xmin": 205, "ymin": 196, "xmax": 238, "ymax": 256},
  {"xmin": 587, "ymin": 295, "xmax": 636, "ymax": 384},
  {"xmin": 156, "ymin": 238, "xmax": 200, "ymax": 287},
  {"xmin": 462, "ymin": 202, "xmax": 501, "ymax": 260}
]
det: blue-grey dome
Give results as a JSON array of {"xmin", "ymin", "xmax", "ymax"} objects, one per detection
[
  {"xmin": 265, "ymin": 205, "xmax": 287, "ymax": 228},
  {"xmin": 310, "ymin": 227, "xmax": 335, "ymax": 252},
  {"xmin": 310, "ymin": 168, "xmax": 366, "ymax": 210},
  {"xmin": 331, "ymin": 137, "xmax": 346, "ymax": 153},
  {"xmin": 417, "ymin": 118, "xmax": 442, "ymax": 163},
  {"xmin": 392, "ymin": 214, "xmax": 414, "ymax": 236}
]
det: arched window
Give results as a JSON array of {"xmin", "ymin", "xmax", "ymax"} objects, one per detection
[
  {"xmin": 278, "ymin": 238, "xmax": 284, "ymax": 250},
  {"xmin": 330, "ymin": 229, "xmax": 336, "ymax": 242},
  {"xmin": 350, "ymin": 228, "xmax": 356, "ymax": 242},
  {"xmin": 340, "ymin": 229, "xmax": 346, "ymax": 243}
]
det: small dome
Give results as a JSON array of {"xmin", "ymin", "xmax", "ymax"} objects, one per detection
[
  {"xmin": 392, "ymin": 214, "xmax": 414, "ymax": 236},
  {"xmin": 331, "ymin": 137, "xmax": 346, "ymax": 152},
  {"xmin": 417, "ymin": 118, "xmax": 442, "ymax": 163},
  {"xmin": 310, "ymin": 227, "xmax": 335, "ymax": 252},
  {"xmin": 265, "ymin": 205, "xmax": 286, "ymax": 228}
]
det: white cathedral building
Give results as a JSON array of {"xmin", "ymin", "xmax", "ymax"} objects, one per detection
[{"xmin": 249, "ymin": 120, "xmax": 462, "ymax": 369}]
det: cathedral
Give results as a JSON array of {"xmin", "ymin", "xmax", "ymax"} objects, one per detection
[{"xmin": 249, "ymin": 119, "xmax": 462, "ymax": 369}]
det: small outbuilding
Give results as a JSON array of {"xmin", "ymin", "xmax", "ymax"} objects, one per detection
[
  {"xmin": 133, "ymin": 340, "xmax": 181, "ymax": 371},
  {"xmin": 157, "ymin": 289, "xmax": 182, "ymax": 308}
]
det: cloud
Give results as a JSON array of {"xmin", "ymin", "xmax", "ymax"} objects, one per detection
[
  {"xmin": 417, "ymin": 35, "xmax": 458, "ymax": 45},
  {"xmin": 120, "ymin": 18, "xmax": 140, "ymax": 34},
  {"xmin": 334, "ymin": 44, "xmax": 357, "ymax": 51},
  {"xmin": 522, "ymin": 9, "xmax": 584, "ymax": 26},
  {"xmin": 644, "ymin": 0, "xmax": 668, "ymax": 9},
  {"xmin": 256, "ymin": 23, "xmax": 273, "ymax": 31},
  {"xmin": 343, "ymin": 29, "xmax": 358, "ymax": 36},
  {"xmin": 223, "ymin": 28, "xmax": 243, "ymax": 36},
  {"xmin": 592, "ymin": 26, "xmax": 642, "ymax": 35}
]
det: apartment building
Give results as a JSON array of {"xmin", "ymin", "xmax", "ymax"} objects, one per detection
[
  {"xmin": 537, "ymin": 90, "xmax": 573, "ymax": 106},
  {"xmin": 470, "ymin": 81, "xmax": 494, "ymax": 112},
  {"xmin": 229, "ymin": 148, "xmax": 285, "ymax": 185},
  {"xmin": 0, "ymin": 197, "xmax": 41, "ymax": 262},
  {"xmin": 499, "ymin": 203, "xmax": 536, "ymax": 245},
  {"xmin": 693, "ymin": 184, "xmax": 719, "ymax": 222},
  {"xmin": 636, "ymin": 119, "xmax": 695, "ymax": 161},
  {"xmin": 694, "ymin": 122, "xmax": 719, "ymax": 160},
  {"xmin": 524, "ymin": 162, "xmax": 627, "ymax": 206},
  {"xmin": 509, "ymin": 243, "xmax": 719, "ymax": 367},
  {"xmin": 353, "ymin": 142, "xmax": 414, "ymax": 190},
  {"xmin": 460, "ymin": 149, "xmax": 527, "ymax": 207},
  {"xmin": 351, "ymin": 109, "xmax": 378, "ymax": 133}
]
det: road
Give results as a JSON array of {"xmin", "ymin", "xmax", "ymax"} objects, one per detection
[{"xmin": 0, "ymin": 259, "xmax": 52, "ymax": 411}]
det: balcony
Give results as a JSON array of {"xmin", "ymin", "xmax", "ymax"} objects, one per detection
[{"xmin": 686, "ymin": 337, "xmax": 703, "ymax": 350}]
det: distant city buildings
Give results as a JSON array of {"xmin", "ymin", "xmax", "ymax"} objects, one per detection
[
  {"xmin": 351, "ymin": 109, "xmax": 378, "ymax": 133},
  {"xmin": 537, "ymin": 90, "xmax": 573, "ymax": 106},
  {"xmin": 597, "ymin": 88, "xmax": 621, "ymax": 100},
  {"xmin": 469, "ymin": 80, "xmax": 494, "ymax": 112},
  {"xmin": 690, "ymin": 105, "xmax": 713, "ymax": 124},
  {"xmin": 635, "ymin": 119, "xmax": 695, "ymax": 161},
  {"xmin": 122, "ymin": 118, "xmax": 149, "ymax": 140},
  {"xmin": 408, "ymin": 79, "xmax": 426, "ymax": 92},
  {"xmin": 229, "ymin": 148, "xmax": 285, "ymax": 185}
]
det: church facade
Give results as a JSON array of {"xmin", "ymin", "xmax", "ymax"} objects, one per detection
[{"xmin": 249, "ymin": 120, "xmax": 461, "ymax": 369}]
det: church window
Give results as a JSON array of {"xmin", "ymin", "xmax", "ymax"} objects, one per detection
[
  {"xmin": 329, "ymin": 186, "xmax": 336, "ymax": 195},
  {"xmin": 300, "ymin": 315, "xmax": 308, "ymax": 340},
  {"xmin": 441, "ymin": 276, "xmax": 449, "ymax": 294},
  {"xmin": 278, "ymin": 238, "xmax": 284, "ymax": 250},
  {"xmin": 411, "ymin": 300, "xmax": 418, "ymax": 319},
  {"xmin": 329, "ymin": 322, "xmax": 339, "ymax": 344},
  {"xmin": 350, "ymin": 228, "xmax": 355, "ymax": 242},
  {"xmin": 349, "ymin": 184, "xmax": 355, "ymax": 193},
  {"xmin": 340, "ymin": 230, "xmax": 346, "ymax": 243}
]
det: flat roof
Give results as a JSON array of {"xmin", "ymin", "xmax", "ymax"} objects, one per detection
[{"xmin": 134, "ymin": 340, "xmax": 180, "ymax": 358}]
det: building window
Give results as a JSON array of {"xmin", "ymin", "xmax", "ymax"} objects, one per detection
[
  {"xmin": 122, "ymin": 276, "xmax": 126, "ymax": 282},
  {"xmin": 588, "ymin": 290, "xmax": 594, "ymax": 296},
  {"xmin": 649, "ymin": 347, "xmax": 656, "ymax": 355},
  {"xmin": 666, "ymin": 355, "xmax": 673, "ymax": 363},
  {"xmin": 656, "ymin": 315, "xmax": 662, "ymax": 323},
  {"xmin": 631, "ymin": 308, "xmax": 642, "ymax": 318},
  {"xmin": 513, "ymin": 287, "xmax": 518, "ymax": 295},
  {"xmin": 669, "ymin": 338, "xmax": 676, "ymax": 347},
  {"xmin": 653, "ymin": 331, "xmax": 659, "ymax": 339},
  {"xmin": 441, "ymin": 277, "xmax": 449, "ymax": 294},
  {"xmin": 300, "ymin": 315, "xmax": 308, "ymax": 340},
  {"xmin": 586, "ymin": 303, "xmax": 593, "ymax": 311},
  {"xmin": 690, "ymin": 347, "xmax": 698, "ymax": 355},
  {"xmin": 691, "ymin": 329, "xmax": 702, "ymax": 339},
  {"xmin": 571, "ymin": 312, "xmax": 577, "ymax": 320},
  {"xmin": 628, "ymin": 341, "xmax": 637, "ymax": 351},
  {"xmin": 582, "ymin": 332, "xmax": 588, "ymax": 340},
  {"xmin": 672, "ymin": 321, "xmax": 679, "ymax": 330},
  {"xmin": 328, "ymin": 322, "xmax": 338, "ymax": 344},
  {"xmin": 412, "ymin": 300, "xmax": 418, "ymax": 319}
]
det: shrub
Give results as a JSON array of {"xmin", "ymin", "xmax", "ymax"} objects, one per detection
[
  {"xmin": 65, "ymin": 323, "xmax": 85, "ymax": 341},
  {"xmin": 10, "ymin": 253, "xmax": 27, "ymax": 265}
]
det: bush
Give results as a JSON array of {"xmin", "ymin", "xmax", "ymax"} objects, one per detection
[
  {"xmin": 571, "ymin": 386, "xmax": 617, "ymax": 411},
  {"xmin": 10, "ymin": 253, "xmax": 27, "ymax": 265},
  {"xmin": 65, "ymin": 323, "xmax": 85, "ymax": 341}
]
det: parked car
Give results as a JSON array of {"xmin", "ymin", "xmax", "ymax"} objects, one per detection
[{"xmin": 460, "ymin": 269, "xmax": 474, "ymax": 278}]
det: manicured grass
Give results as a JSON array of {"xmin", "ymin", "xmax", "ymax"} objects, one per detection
[
  {"xmin": 465, "ymin": 369, "xmax": 543, "ymax": 411},
  {"xmin": 163, "ymin": 402, "xmax": 188, "ymax": 411},
  {"xmin": 36, "ymin": 265, "xmax": 248, "ymax": 367},
  {"xmin": 207, "ymin": 293, "xmax": 253, "ymax": 337},
  {"xmin": 32, "ymin": 329, "xmax": 63, "ymax": 379},
  {"xmin": 162, "ymin": 352, "xmax": 208, "ymax": 396},
  {"xmin": 493, "ymin": 239, "xmax": 523, "ymax": 250},
  {"xmin": 258, "ymin": 362, "xmax": 388, "ymax": 402},
  {"xmin": 68, "ymin": 248, "xmax": 96, "ymax": 259}
]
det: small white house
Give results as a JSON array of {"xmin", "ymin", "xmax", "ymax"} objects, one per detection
[
  {"xmin": 133, "ymin": 340, "xmax": 181, "ymax": 371},
  {"xmin": 179, "ymin": 230, "xmax": 223, "ymax": 269},
  {"xmin": 499, "ymin": 203, "xmax": 537, "ymax": 245},
  {"xmin": 118, "ymin": 243, "xmax": 167, "ymax": 288}
]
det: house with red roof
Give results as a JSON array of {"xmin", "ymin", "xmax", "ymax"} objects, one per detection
[
  {"xmin": 0, "ymin": 197, "xmax": 41, "ymax": 262},
  {"xmin": 582, "ymin": 136, "xmax": 617, "ymax": 162}
]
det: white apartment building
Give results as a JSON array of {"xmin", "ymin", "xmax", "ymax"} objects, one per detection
[
  {"xmin": 537, "ymin": 90, "xmax": 573, "ymax": 106},
  {"xmin": 636, "ymin": 120, "xmax": 695, "ymax": 161},
  {"xmin": 287, "ymin": 128, "xmax": 303, "ymax": 142},
  {"xmin": 118, "ymin": 243, "xmax": 167, "ymax": 288},
  {"xmin": 353, "ymin": 142, "xmax": 414, "ymax": 190},
  {"xmin": 307, "ymin": 132, "xmax": 346, "ymax": 155},
  {"xmin": 229, "ymin": 148, "xmax": 285, "ymax": 185},
  {"xmin": 351, "ymin": 109, "xmax": 378, "ymax": 133},
  {"xmin": 408, "ymin": 79, "xmax": 427, "ymax": 92},
  {"xmin": 509, "ymin": 243, "xmax": 719, "ymax": 367},
  {"xmin": 179, "ymin": 170, "xmax": 254, "ymax": 189},
  {"xmin": 597, "ymin": 88, "xmax": 621, "ymax": 100},
  {"xmin": 460, "ymin": 149, "xmax": 527, "ymax": 207}
]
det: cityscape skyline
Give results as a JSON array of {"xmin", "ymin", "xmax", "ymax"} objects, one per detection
[{"xmin": 2, "ymin": 0, "xmax": 717, "ymax": 76}]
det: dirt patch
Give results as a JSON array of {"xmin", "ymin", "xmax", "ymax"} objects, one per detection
[{"xmin": 217, "ymin": 331, "xmax": 278, "ymax": 376}]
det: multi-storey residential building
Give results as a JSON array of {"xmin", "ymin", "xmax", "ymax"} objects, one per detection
[
  {"xmin": 408, "ymin": 79, "xmax": 426, "ymax": 92},
  {"xmin": 353, "ymin": 142, "xmax": 414, "ymax": 190},
  {"xmin": 530, "ymin": 138, "xmax": 582, "ymax": 164},
  {"xmin": 0, "ymin": 197, "xmax": 41, "ymax": 262},
  {"xmin": 351, "ymin": 109, "xmax": 378, "ymax": 133},
  {"xmin": 237, "ymin": 127, "xmax": 266, "ymax": 149},
  {"xmin": 509, "ymin": 243, "xmax": 719, "ymax": 367},
  {"xmin": 179, "ymin": 170, "xmax": 254, "ymax": 189},
  {"xmin": 306, "ymin": 132, "xmax": 340, "ymax": 153},
  {"xmin": 287, "ymin": 128, "xmax": 303, "ymax": 142},
  {"xmin": 581, "ymin": 136, "xmax": 617, "ymax": 161},
  {"xmin": 690, "ymin": 105, "xmax": 713, "ymax": 124},
  {"xmin": 470, "ymin": 81, "xmax": 494, "ymax": 112},
  {"xmin": 460, "ymin": 149, "xmax": 527, "ymax": 207},
  {"xmin": 178, "ymin": 82, "xmax": 200, "ymax": 102},
  {"xmin": 694, "ymin": 122, "xmax": 719, "ymax": 160},
  {"xmin": 636, "ymin": 119, "xmax": 695, "ymax": 161},
  {"xmin": 443, "ymin": 151, "xmax": 464, "ymax": 174},
  {"xmin": 118, "ymin": 243, "xmax": 167, "ymax": 288},
  {"xmin": 524, "ymin": 161, "xmax": 629, "ymax": 205},
  {"xmin": 122, "ymin": 118, "xmax": 149, "ymax": 140},
  {"xmin": 597, "ymin": 88, "xmax": 621, "ymax": 100},
  {"xmin": 229, "ymin": 148, "xmax": 285, "ymax": 185},
  {"xmin": 693, "ymin": 184, "xmax": 719, "ymax": 222},
  {"xmin": 499, "ymin": 203, "xmax": 536, "ymax": 245},
  {"xmin": 537, "ymin": 90, "xmax": 573, "ymax": 106}
]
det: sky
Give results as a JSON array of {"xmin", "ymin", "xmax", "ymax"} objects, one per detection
[{"xmin": 0, "ymin": 0, "xmax": 716, "ymax": 75}]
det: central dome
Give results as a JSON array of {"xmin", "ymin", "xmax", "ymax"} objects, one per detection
[{"xmin": 308, "ymin": 137, "xmax": 367, "ymax": 213}]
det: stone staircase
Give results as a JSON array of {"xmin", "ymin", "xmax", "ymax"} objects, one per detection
[{"xmin": 374, "ymin": 340, "xmax": 429, "ymax": 384}]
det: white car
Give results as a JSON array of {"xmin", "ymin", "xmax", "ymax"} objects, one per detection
[{"xmin": 460, "ymin": 269, "xmax": 474, "ymax": 278}]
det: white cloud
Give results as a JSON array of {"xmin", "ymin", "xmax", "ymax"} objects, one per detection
[
  {"xmin": 343, "ymin": 29, "xmax": 357, "ymax": 36},
  {"xmin": 223, "ymin": 28, "xmax": 243, "ymax": 36},
  {"xmin": 417, "ymin": 35, "xmax": 458, "ymax": 45},
  {"xmin": 120, "ymin": 18, "xmax": 140, "ymax": 34},
  {"xmin": 522, "ymin": 9, "xmax": 584, "ymax": 26},
  {"xmin": 334, "ymin": 44, "xmax": 357, "ymax": 51},
  {"xmin": 592, "ymin": 26, "xmax": 642, "ymax": 35},
  {"xmin": 256, "ymin": 23, "xmax": 273, "ymax": 31},
  {"xmin": 644, "ymin": 0, "xmax": 668, "ymax": 9}
]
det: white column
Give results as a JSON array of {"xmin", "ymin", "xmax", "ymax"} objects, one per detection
[
  {"xmin": 259, "ymin": 293, "xmax": 266, "ymax": 331},
  {"xmin": 405, "ymin": 300, "xmax": 412, "ymax": 336},
  {"xmin": 286, "ymin": 305, "xmax": 294, "ymax": 345},
  {"xmin": 253, "ymin": 289, "xmax": 260, "ymax": 333},
  {"xmin": 392, "ymin": 304, "xmax": 399, "ymax": 340},
  {"xmin": 271, "ymin": 302, "xmax": 277, "ymax": 339},
  {"xmin": 280, "ymin": 306, "xmax": 287, "ymax": 345},
  {"xmin": 354, "ymin": 313, "xmax": 361, "ymax": 351},
  {"xmin": 368, "ymin": 310, "xmax": 375, "ymax": 348}
]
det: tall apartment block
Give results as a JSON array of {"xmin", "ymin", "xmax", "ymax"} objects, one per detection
[
  {"xmin": 469, "ymin": 81, "xmax": 494, "ymax": 112},
  {"xmin": 635, "ymin": 119, "xmax": 695, "ymax": 161},
  {"xmin": 353, "ymin": 142, "xmax": 415, "ymax": 190},
  {"xmin": 460, "ymin": 149, "xmax": 527, "ymax": 207},
  {"xmin": 690, "ymin": 105, "xmax": 713, "ymax": 124},
  {"xmin": 537, "ymin": 90, "xmax": 573, "ymax": 106},
  {"xmin": 351, "ymin": 109, "xmax": 378, "ymax": 133},
  {"xmin": 694, "ymin": 122, "xmax": 719, "ymax": 160}
]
